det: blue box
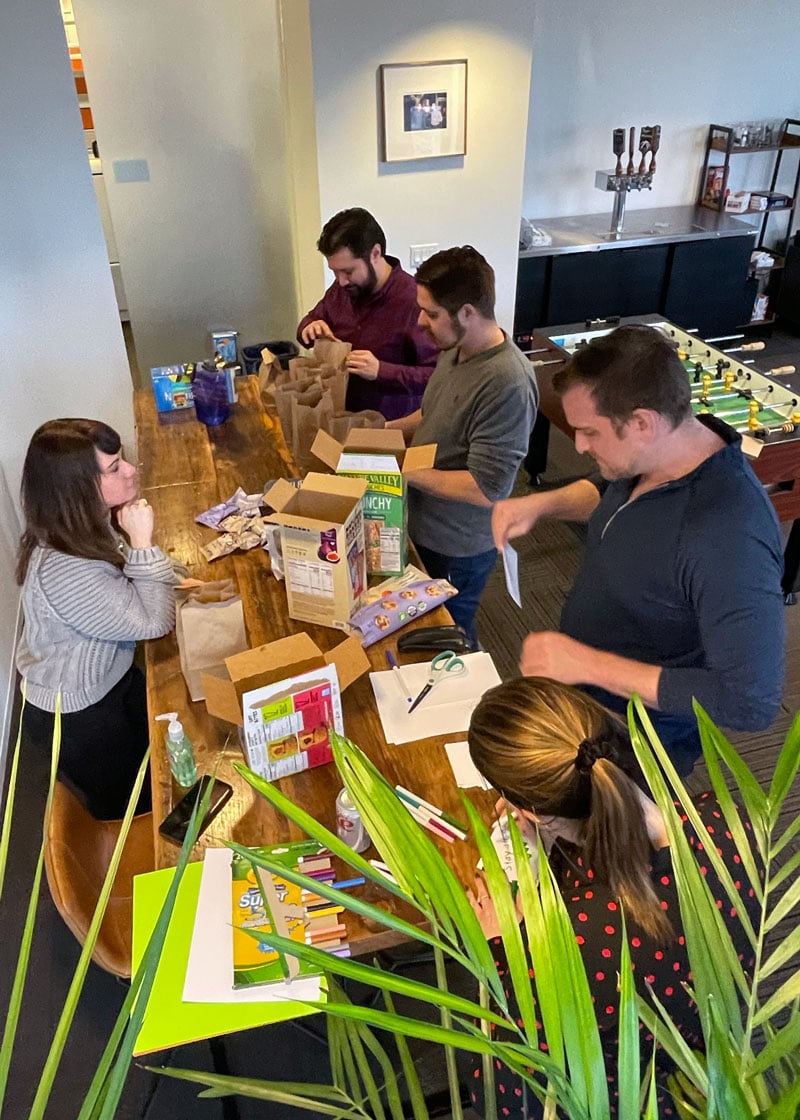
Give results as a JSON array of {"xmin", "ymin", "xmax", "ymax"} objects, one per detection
[
  {"xmin": 210, "ymin": 329, "xmax": 238, "ymax": 365},
  {"xmin": 150, "ymin": 364, "xmax": 195, "ymax": 412}
]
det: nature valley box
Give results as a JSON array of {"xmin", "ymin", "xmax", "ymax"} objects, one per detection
[
  {"xmin": 263, "ymin": 474, "xmax": 368, "ymax": 630},
  {"xmin": 311, "ymin": 429, "xmax": 436, "ymax": 576}
]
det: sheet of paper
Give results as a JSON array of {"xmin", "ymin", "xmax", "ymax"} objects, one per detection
[
  {"xmin": 369, "ymin": 651, "xmax": 502, "ymax": 745},
  {"xmin": 444, "ymin": 740, "xmax": 492, "ymax": 790},
  {"xmin": 183, "ymin": 847, "xmax": 321, "ymax": 1004},
  {"xmin": 502, "ymin": 544, "xmax": 522, "ymax": 608}
]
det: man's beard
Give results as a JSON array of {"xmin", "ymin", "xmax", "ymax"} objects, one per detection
[{"xmin": 346, "ymin": 259, "xmax": 378, "ymax": 302}]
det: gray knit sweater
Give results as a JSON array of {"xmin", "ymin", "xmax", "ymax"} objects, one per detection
[{"xmin": 16, "ymin": 543, "xmax": 178, "ymax": 713}]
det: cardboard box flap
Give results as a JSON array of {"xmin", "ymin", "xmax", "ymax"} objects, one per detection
[
  {"xmin": 344, "ymin": 427, "xmax": 406, "ymax": 454},
  {"xmin": 310, "ymin": 428, "xmax": 344, "ymax": 472},
  {"xmin": 401, "ymin": 444, "xmax": 437, "ymax": 474},
  {"xmin": 323, "ymin": 633, "xmax": 371, "ymax": 691},
  {"xmin": 201, "ymin": 665, "xmax": 245, "ymax": 726},
  {"xmin": 302, "ymin": 472, "xmax": 368, "ymax": 500},
  {"xmin": 264, "ymin": 477, "xmax": 302, "ymax": 514},
  {"xmin": 223, "ymin": 632, "xmax": 323, "ymax": 681}
]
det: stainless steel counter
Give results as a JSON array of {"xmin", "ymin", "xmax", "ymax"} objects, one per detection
[{"xmin": 520, "ymin": 205, "xmax": 758, "ymax": 257}]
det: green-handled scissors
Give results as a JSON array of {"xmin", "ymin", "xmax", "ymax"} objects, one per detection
[{"xmin": 408, "ymin": 650, "xmax": 467, "ymax": 713}]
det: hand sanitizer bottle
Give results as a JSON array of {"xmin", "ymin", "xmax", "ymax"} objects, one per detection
[{"xmin": 155, "ymin": 712, "xmax": 198, "ymax": 788}]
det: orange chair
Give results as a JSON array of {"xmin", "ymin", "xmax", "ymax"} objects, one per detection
[{"xmin": 43, "ymin": 781, "xmax": 155, "ymax": 978}]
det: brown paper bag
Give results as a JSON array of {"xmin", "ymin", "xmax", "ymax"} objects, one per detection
[
  {"xmin": 314, "ymin": 338, "xmax": 351, "ymax": 368},
  {"xmin": 325, "ymin": 410, "xmax": 387, "ymax": 442},
  {"xmin": 175, "ymin": 580, "xmax": 247, "ymax": 701},
  {"xmin": 291, "ymin": 387, "xmax": 334, "ymax": 473},
  {"xmin": 272, "ymin": 375, "xmax": 323, "ymax": 442},
  {"xmin": 257, "ymin": 347, "xmax": 284, "ymax": 393}
]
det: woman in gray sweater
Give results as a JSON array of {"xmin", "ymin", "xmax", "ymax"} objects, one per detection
[{"xmin": 16, "ymin": 419, "xmax": 178, "ymax": 819}]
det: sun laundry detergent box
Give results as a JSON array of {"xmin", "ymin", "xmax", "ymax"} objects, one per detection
[
  {"xmin": 150, "ymin": 363, "xmax": 196, "ymax": 412},
  {"xmin": 311, "ymin": 428, "xmax": 436, "ymax": 576},
  {"xmin": 263, "ymin": 474, "xmax": 368, "ymax": 631}
]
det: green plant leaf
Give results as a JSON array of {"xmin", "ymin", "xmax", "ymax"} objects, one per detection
[
  {"xmin": 705, "ymin": 997, "xmax": 755, "ymax": 1119},
  {"xmin": 0, "ymin": 695, "xmax": 61, "ymax": 1112},
  {"xmin": 0, "ymin": 686, "xmax": 25, "ymax": 908},
  {"xmin": 760, "ymin": 921, "xmax": 800, "ymax": 980},
  {"xmin": 616, "ymin": 920, "xmax": 642, "ymax": 1120},
  {"xmin": 381, "ymin": 987, "xmax": 429, "ymax": 1120},
  {"xmin": 766, "ymin": 712, "xmax": 800, "ymax": 829},
  {"xmin": 147, "ymin": 1065, "xmax": 366, "ymax": 1115}
]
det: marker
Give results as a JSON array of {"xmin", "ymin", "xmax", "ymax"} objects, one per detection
[
  {"xmin": 369, "ymin": 858, "xmax": 398, "ymax": 885},
  {"xmin": 394, "ymin": 785, "xmax": 469, "ymax": 837},
  {"xmin": 330, "ymin": 876, "xmax": 366, "ymax": 890},
  {"xmin": 402, "ymin": 801, "xmax": 456, "ymax": 843},
  {"xmin": 385, "ymin": 649, "xmax": 413, "ymax": 703}
]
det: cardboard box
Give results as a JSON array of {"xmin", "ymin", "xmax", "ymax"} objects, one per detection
[
  {"xmin": 210, "ymin": 328, "xmax": 238, "ymax": 365},
  {"xmin": 150, "ymin": 364, "xmax": 196, "ymax": 412},
  {"xmin": 311, "ymin": 428, "xmax": 436, "ymax": 576},
  {"xmin": 724, "ymin": 191, "xmax": 751, "ymax": 213},
  {"xmin": 201, "ymin": 630, "xmax": 369, "ymax": 727},
  {"xmin": 263, "ymin": 474, "xmax": 369, "ymax": 630}
]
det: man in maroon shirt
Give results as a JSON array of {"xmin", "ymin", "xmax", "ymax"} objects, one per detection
[{"xmin": 296, "ymin": 208, "xmax": 438, "ymax": 421}]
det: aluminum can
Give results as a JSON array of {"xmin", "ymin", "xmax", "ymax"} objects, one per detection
[{"xmin": 336, "ymin": 788, "xmax": 370, "ymax": 853}]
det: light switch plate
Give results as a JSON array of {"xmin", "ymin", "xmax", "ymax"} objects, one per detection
[{"xmin": 409, "ymin": 243, "xmax": 438, "ymax": 269}]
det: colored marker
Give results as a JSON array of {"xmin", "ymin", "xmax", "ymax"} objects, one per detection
[
  {"xmin": 403, "ymin": 801, "xmax": 455, "ymax": 843},
  {"xmin": 330, "ymin": 876, "xmax": 366, "ymax": 890},
  {"xmin": 385, "ymin": 649, "xmax": 413, "ymax": 703},
  {"xmin": 394, "ymin": 785, "xmax": 469, "ymax": 837}
]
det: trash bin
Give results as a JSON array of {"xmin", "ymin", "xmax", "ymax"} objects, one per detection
[{"xmin": 241, "ymin": 340, "xmax": 299, "ymax": 374}]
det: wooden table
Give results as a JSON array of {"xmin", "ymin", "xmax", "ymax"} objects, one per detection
[{"xmin": 134, "ymin": 378, "xmax": 494, "ymax": 954}]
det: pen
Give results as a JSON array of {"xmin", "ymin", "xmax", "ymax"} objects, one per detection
[{"xmin": 385, "ymin": 649, "xmax": 413, "ymax": 703}]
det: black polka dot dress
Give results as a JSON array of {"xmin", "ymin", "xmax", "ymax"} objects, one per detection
[{"xmin": 470, "ymin": 793, "xmax": 758, "ymax": 1119}]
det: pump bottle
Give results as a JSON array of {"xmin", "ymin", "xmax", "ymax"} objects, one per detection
[{"xmin": 155, "ymin": 712, "xmax": 198, "ymax": 787}]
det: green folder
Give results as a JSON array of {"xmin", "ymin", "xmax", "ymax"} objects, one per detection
[{"xmin": 131, "ymin": 861, "xmax": 319, "ymax": 1055}]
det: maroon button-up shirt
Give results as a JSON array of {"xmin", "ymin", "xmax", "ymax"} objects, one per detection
[{"xmin": 297, "ymin": 257, "xmax": 438, "ymax": 420}]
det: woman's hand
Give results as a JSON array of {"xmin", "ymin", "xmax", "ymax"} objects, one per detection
[
  {"xmin": 117, "ymin": 498, "xmax": 154, "ymax": 549},
  {"xmin": 467, "ymin": 872, "xmax": 505, "ymax": 938}
]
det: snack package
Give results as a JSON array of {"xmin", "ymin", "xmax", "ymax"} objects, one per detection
[{"xmin": 348, "ymin": 577, "xmax": 457, "ymax": 647}]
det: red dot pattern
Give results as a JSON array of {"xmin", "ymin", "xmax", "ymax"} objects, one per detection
[{"xmin": 470, "ymin": 792, "xmax": 760, "ymax": 1120}]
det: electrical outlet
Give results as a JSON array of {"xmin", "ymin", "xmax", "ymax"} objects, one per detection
[{"xmin": 409, "ymin": 243, "xmax": 438, "ymax": 270}]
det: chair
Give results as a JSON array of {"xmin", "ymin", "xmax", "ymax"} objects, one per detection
[{"xmin": 43, "ymin": 780, "xmax": 155, "ymax": 978}]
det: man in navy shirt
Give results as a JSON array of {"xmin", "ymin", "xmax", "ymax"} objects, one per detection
[
  {"xmin": 297, "ymin": 208, "xmax": 437, "ymax": 420},
  {"xmin": 492, "ymin": 324, "xmax": 785, "ymax": 773}
]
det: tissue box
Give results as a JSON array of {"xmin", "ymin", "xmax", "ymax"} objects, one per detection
[{"xmin": 724, "ymin": 191, "xmax": 751, "ymax": 213}]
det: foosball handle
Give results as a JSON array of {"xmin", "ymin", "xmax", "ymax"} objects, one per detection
[
  {"xmin": 770, "ymin": 365, "xmax": 796, "ymax": 375},
  {"xmin": 741, "ymin": 341, "xmax": 766, "ymax": 351}
]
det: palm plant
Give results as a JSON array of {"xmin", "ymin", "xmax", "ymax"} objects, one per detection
[
  {"xmin": 151, "ymin": 696, "xmax": 800, "ymax": 1119},
  {"xmin": 0, "ymin": 696, "xmax": 212, "ymax": 1120}
]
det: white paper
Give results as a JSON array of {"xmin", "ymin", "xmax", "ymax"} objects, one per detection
[
  {"xmin": 502, "ymin": 544, "xmax": 522, "ymax": 608},
  {"xmin": 183, "ymin": 847, "xmax": 321, "ymax": 1004},
  {"xmin": 369, "ymin": 652, "xmax": 502, "ymax": 745},
  {"xmin": 477, "ymin": 817, "xmax": 538, "ymax": 884},
  {"xmin": 444, "ymin": 740, "xmax": 492, "ymax": 790}
]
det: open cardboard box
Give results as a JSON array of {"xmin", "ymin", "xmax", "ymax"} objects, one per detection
[
  {"xmin": 311, "ymin": 428, "xmax": 436, "ymax": 576},
  {"xmin": 264, "ymin": 473, "xmax": 369, "ymax": 630},
  {"xmin": 201, "ymin": 631, "xmax": 370, "ymax": 727}
]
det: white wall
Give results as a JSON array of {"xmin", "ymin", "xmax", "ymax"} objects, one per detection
[
  {"xmin": 308, "ymin": 0, "xmax": 535, "ymax": 334},
  {"xmin": 0, "ymin": 0, "xmax": 133, "ymax": 774},
  {"xmin": 72, "ymin": 0, "xmax": 306, "ymax": 375},
  {"xmin": 523, "ymin": 0, "xmax": 800, "ymax": 229}
]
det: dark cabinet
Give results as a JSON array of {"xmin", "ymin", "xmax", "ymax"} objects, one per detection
[
  {"xmin": 548, "ymin": 245, "xmax": 669, "ymax": 325},
  {"xmin": 664, "ymin": 237, "xmax": 757, "ymax": 336}
]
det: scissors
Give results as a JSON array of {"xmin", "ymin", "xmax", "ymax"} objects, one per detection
[{"xmin": 408, "ymin": 650, "xmax": 467, "ymax": 713}]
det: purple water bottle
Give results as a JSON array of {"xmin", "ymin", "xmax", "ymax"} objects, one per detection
[{"xmin": 193, "ymin": 362, "xmax": 231, "ymax": 426}]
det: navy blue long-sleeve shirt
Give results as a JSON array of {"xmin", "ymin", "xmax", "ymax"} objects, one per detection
[{"xmin": 561, "ymin": 414, "xmax": 785, "ymax": 770}]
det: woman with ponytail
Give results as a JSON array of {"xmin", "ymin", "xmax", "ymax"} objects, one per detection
[{"xmin": 465, "ymin": 677, "xmax": 757, "ymax": 1118}]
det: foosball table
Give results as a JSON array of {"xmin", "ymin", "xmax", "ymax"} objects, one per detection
[{"xmin": 524, "ymin": 314, "xmax": 800, "ymax": 601}]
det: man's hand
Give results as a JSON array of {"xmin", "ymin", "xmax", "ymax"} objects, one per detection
[
  {"xmin": 519, "ymin": 630, "xmax": 592, "ymax": 685},
  {"xmin": 492, "ymin": 494, "xmax": 547, "ymax": 550},
  {"xmin": 300, "ymin": 319, "xmax": 336, "ymax": 346},
  {"xmin": 346, "ymin": 350, "xmax": 380, "ymax": 380}
]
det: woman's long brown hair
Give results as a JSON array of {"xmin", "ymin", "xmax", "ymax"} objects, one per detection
[
  {"xmin": 468, "ymin": 677, "xmax": 671, "ymax": 941},
  {"xmin": 17, "ymin": 418, "xmax": 125, "ymax": 584}
]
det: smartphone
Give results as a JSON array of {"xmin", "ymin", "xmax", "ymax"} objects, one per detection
[{"xmin": 159, "ymin": 776, "xmax": 234, "ymax": 846}]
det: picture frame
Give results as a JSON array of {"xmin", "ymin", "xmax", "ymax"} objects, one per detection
[{"xmin": 379, "ymin": 60, "xmax": 467, "ymax": 163}]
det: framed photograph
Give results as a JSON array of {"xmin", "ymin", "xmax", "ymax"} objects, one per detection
[{"xmin": 380, "ymin": 60, "xmax": 467, "ymax": 163}]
